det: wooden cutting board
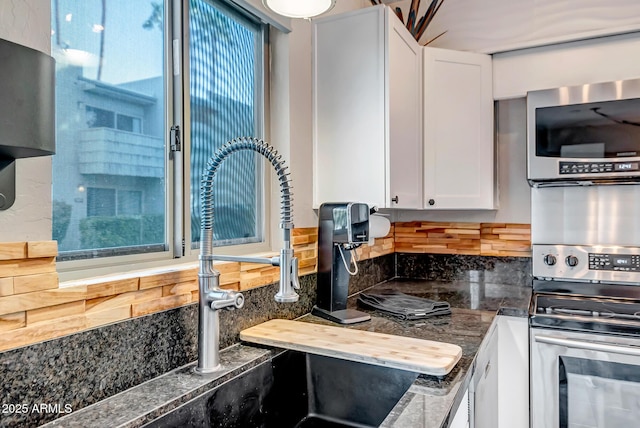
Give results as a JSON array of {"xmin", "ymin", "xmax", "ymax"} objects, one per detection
[{"xmin": 240, "ymin": 319, "xmax": 462, "ymax": 376}]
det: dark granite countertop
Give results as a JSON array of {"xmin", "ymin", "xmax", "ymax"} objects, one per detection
[
  {"xmin": 40, "ymin": 278, "xmax": 531, "ymax": 428},
  {"xmin": 40, "ymin": 345, "xmax": 283, "ymax": 428},
  {"xmin": 300, "ymin": 278, "xmax": 531, "ymax": 428}
]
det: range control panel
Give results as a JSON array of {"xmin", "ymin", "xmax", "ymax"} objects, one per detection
[
  {"xmin": 533, "ymin": 244, "xmax": 640, "ymax": 284},
  {"xmin": 559, "ymin": 161, "xmax": 640, "ymax": 175},
  {"xmin": 589, "ymin": 253, "xmax": 640, "ymax": 272}
]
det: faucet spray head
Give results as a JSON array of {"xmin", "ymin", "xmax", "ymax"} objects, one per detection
[{"xmin": 275, "ymin": 248, "xmax": 300, "ymax": 303}]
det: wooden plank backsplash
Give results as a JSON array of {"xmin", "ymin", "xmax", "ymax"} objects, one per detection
[
  {"xmin": 394, "ymin": 221, "xmax": 531, "ymax": 257},
  {"xmin": 0, "ymin": 230, "xmax": 323, "ymax": 352},
  {"xmin": 0, "ymin": 222, "xmax": 529, "ymax": 352}
]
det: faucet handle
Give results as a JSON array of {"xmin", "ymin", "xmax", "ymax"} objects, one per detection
[
  {"xmin": 209, "ymin": 290, "xmax": 244, "ymax": 310},
  {"xmin": 291, "ymin": 256, "xmax": 301, "ymax": 290}
]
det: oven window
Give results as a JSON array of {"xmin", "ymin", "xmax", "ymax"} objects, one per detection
[
  {"xmin": 559, "ymin": 356, "xmax": 640, "ymax": 428},
  {"xmin": 536, "ymin": 98, "xmax": 640, "ymax": 158}
]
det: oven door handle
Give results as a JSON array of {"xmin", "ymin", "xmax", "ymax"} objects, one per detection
[{"xmin": 534, "ymin": 334, "xmax": 640, "ymax": 357}]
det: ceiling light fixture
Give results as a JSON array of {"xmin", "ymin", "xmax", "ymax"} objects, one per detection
[{"xmin": 262, "ymin": 0, "xmax": 336, "ymax": 19}]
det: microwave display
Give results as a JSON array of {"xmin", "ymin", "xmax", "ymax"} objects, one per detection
[
  {"xmin": 559, "ymin": 161, "xmax": 640, "ymax": 175},
  {"xmin": 536, "ymin": 98, "xmax": 640, "ymax": 159}
]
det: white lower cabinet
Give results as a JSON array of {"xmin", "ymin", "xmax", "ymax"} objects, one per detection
[
  {"xmin": 465, "ymin": 315, "xmax": 529, "ymax": 428},
  {"xmin": 470, "ymin": 321, "xmax": 499, "ymax": 428},
  {"xmin": 496, "ymin": 316, "xmax": 529, "ymax": 428},
  {"xmin": 451, "ymin": 388, "xmax": 470, "ymax": 428}
]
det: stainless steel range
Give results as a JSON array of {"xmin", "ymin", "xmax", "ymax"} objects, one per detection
[
  {"xmin": 530, "ymin": 244, "xmax": 640, "ymax": 428},
  {"xmin": 527, "ymin": 79, "xmax": 640, "ymax": 428}
]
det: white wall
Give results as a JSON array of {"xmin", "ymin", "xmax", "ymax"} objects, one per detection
[
  {"xmin": 284, "ymin": 1, "xmax": 369, "ymax": 228},
  {"xmin": 281, "ymin": 17, "xmax": 313, "ymax": 228},
  {"xmin": 0, "ymin": 1, "xmax": 52, "ymax": 242},
  {"xmin": 493, "ymin": 32, "xmax": 640, "ymax": 99},
  {"xmin": 389, "ymin": 0, "xmax": 640, "ymax": 54}
]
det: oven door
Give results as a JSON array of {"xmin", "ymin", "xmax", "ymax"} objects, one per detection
[{"xmin": 531, "ymin": 328, "xmax": 640, "ymax": 428}]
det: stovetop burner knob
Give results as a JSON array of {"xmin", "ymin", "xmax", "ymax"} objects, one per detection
[
  {"xmin": 543, "ymin": 254, "xmax": 557, "ymax": 266},
  {"xmin": 566, "ymin": 255, "xmax": 579, "ymax": 267}
]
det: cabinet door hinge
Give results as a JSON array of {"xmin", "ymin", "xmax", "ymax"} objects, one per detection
[{"xmin": 170, "ymin": 125, "xmax": 181, "ymax": 152}]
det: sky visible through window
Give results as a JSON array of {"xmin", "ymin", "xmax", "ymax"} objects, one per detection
[{"xmin": 52, "ymin": 0, "xmax": 163, "ymax": 84}]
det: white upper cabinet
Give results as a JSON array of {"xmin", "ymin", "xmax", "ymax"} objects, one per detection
[
  {"xmin": 313, "ymin": 5, "xmax": 495, "ymax": 210},
  {"xmin": 312, "ymin": 5, "xmax": 422, "ymax": 209},
  {"xmin": 423, "ymin": 47, "xmax": 495, "ymax": 210}
]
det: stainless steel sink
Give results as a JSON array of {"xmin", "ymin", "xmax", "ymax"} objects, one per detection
[{"xmin": 144, "ymin": 350, "xmax": 419, "ymax": 428}]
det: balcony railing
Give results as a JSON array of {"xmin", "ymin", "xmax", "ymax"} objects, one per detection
[{"xmin": 78, "ymin": 128, "xmax": 163, "ymax": 177}]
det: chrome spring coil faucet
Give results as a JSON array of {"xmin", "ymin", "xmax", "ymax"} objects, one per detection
[{"xmin": 197, "ymin": 137, "xmax": 300, "ymax": 373}]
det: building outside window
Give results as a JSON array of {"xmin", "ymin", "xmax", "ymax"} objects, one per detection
[{"xmin": 51, "ymin": 0, "xmax": 267, "ymax": 265}]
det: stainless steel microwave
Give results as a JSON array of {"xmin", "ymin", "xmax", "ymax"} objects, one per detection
[{"xmin": 527, "ymin": 78, "xmax": 640, "ymax": 186}]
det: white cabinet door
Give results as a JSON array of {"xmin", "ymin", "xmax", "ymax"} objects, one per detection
[
  {"xmin": 451, "ymin": 388, "xmax": 470, "ymax": 428},
  {"xmin": 468, "ymin": 316, "xmax": 529, "ymax": 428},
  {"xmin": 471, "ymin": 322, "xmax": 499, "ymax": 428},
  {"xmin": 423, "ymin": 47, "xmax": 495, "ymax": 210},
  {"xmin": 387, "ymin": 10, "xmax": 423, "ymax": 209},
  {"xmin": 313, "ymin": 7, "xmax": 386, "ymax": 208},
  {"xmin": 312, "ymin": 5, "xmax": 422, "ymax": 209},
  {"xmin": 497, "ymin": 316, "xmax": 529, "ymax": 428}
]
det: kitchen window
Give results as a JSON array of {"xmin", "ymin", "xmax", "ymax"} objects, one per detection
[{"xmin": 51, "ymin": 0, "xmax": 268, "ymax": 269}]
